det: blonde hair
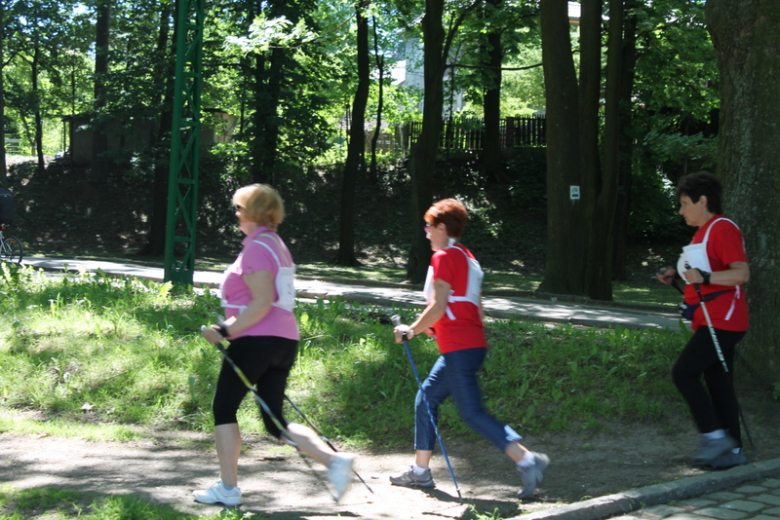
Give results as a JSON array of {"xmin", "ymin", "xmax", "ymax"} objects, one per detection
[{"xmin": 232, "ymin": 184, "xmax": 285, "ymax": 231}]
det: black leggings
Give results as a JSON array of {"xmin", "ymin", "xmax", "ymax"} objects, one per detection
[
  {"xmin": 672, "ymin": 327, "xmax": 745, "ymax": 446},
  {"xmin": 212, "ymin": 335, "xmax": 298, "ymax": 439}
]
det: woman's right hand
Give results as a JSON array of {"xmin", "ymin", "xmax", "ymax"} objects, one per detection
[
  {"xmin": 201, "ymin": 325, "xmax": 224, "ymax": 345},
  {"xmin": 656, "ymin": 267, "xmax": 677, "ymax": 285}
]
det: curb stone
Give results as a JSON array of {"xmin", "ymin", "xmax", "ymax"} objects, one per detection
[{"xmin": 507, "ymin": 458, "xmax": 780, "ymax": 520}]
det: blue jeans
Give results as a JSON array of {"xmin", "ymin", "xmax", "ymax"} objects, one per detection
[{"xmin": 414, "ymin": 347, "xmax": 521, "ymax": 452}]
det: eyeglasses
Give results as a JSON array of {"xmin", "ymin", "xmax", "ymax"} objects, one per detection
[
  {"xmin": 423, "ymin": 224, "xmax": 431, "ymax": 233},
  {"xmin": 233, "ymin": 204, "xmax": 243, "ymax": 212}
]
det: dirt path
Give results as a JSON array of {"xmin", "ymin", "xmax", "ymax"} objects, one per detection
[{"xmin": 3, "ymin": 406, "xmax": 779, "ymax": 520}]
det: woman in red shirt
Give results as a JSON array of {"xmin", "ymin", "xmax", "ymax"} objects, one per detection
[
  {"xmin": 658, "ymin": 171, "xmax": 750, "ymax": 469},
  {"xmin": 391, "ymin": 198, "xmax": 549, "ymax": 499}
]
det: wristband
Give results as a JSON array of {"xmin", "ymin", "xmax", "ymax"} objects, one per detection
[
  {"xmin": 696, "ymin": 268, "xmax": 711, "ymax": 285},
  {"xmin": 213, "ymin": 324, "xmax": 229, "ymax": 338},
  {"xmin": 408, "ymin": 329, "xmax": 415, "ymax": 340}
]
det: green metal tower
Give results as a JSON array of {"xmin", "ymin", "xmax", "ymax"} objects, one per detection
[{"xmin": 164, "ymin": 0, "xmax": 205, "ymax": 285}]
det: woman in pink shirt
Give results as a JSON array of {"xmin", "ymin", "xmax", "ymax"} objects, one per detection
[{"xmin": 195, "ymin": 184, "xmax": 354, "ymax": 506}]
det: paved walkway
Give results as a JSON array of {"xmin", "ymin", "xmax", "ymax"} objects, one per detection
[
  {"xmin": 22, "ymin": 256, "xmax": 682, "ymax": 331},
  {"xmin": 18, "ymin": 256, "xmax": 780, "ymax": 520}
]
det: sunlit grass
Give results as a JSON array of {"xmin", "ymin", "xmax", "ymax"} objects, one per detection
[
  {"xmin": 0, "ymin": 484, "xmax": 267, "ymax": 520},
  {"xmin": 1, "ymin": 261, "xmax": 690, "ymax": 451}
]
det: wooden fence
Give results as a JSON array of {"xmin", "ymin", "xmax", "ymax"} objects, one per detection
[{"xmin": 366, "ymin": 116, "xmax": 546, "ymax": 154}]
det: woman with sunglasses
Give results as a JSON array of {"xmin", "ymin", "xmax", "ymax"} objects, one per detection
[
  {"xmin": 195, "ymin": 183, "xmax": 354, "ymax": 506},
  {"xmin": 390, "ymin": 198, "xmax": 550, "ymax": 499}
]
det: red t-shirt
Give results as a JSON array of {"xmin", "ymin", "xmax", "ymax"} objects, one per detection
[
  {"xmin": 684, "ymin": 216, "xmax": 749, "ymax": 332},
  {"xmin": 430, "ymin": 244, "xmax": 486, "ymax": 353}
]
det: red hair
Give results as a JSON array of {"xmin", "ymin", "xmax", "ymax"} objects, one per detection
[{"xmin": 424, "ymin": 198, "xmax": 468, "ymax": 238}]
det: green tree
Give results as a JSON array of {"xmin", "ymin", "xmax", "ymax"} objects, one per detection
[
  {"xmin": 706, "ymin": 0, "xmax": 780, "ymax": 384},
  {"xmin": 537, "ymin": 0, "xmax": 587, "ymax": 296},
  {"xmin": 406, "ymin": 0, "xmax": 482, "ymax": 283},
  {"xmin": 335, "ymin": 0, "xmax": 370, "ymax": 266},
  {"xmin": 4, "ymin": 0, "xmax": 89, "ymax": 169}
]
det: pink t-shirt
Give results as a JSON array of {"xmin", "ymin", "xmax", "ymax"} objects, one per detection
[
  {"xmin": 684, "ymin": 216, "xmax": 749, "ymax": 332},
  {"xmin": 430, "ymin": 244, "xmax": 486, "ymax": 353},
  {"xmin": 220, "ymin": 226, "xmax": 300, "ymax": 340}
]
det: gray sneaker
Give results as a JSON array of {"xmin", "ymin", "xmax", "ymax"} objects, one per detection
[
  {"xmin": 517, "ymin": 452, "xmax": 550, "ymax": 499},
  {"xmin": 693, "ymin": 435, "xmax": 737, "ymax": 467},
  {"xmin": 705, "ymin": 449, "xmax": 747, "ymax": 470},
  {"xmin": 389, "ymin": 465, "xmax": 435, "ymax": 488}
]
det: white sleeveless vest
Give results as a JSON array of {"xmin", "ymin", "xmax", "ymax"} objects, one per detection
[
  {"xmin": 423, "ymin": 241, "xmax": 483, "ymax": 321},
  {"xmin": 221, "ymin": 233, "xmax": 296, "ymax": 314},
  {"xmin": 677, "ymin": 217, "xmax": 741, "ymax": 321}
]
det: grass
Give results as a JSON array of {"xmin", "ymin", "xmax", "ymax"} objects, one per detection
[
  {"xmin": 0, "ymin": 484, "xmax": 267, "ymax": 520},
  {"xmin": 0, "ymin": 261, "xmax": 692, "ymax": 519},
  {"xmin": 0, "ymin": 261, "xmax": 689, "ymax": 444}
]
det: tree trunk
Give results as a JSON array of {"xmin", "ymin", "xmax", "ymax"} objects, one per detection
[
  {"xmin": 335, "ymin": 0, "xmax": 370, "ymax": 267},
  {"xmin": 32, "ymin": 39, "xmax": 44, "ymax": 170},
  {"xmin": 92, "ymin": 0, "xmax": 110, "ymax": 172},
  {"xmin": 706, "ymin": 0, "xmax": 780, "ymax": 385},
  {"xmin": 480, "ymin": 0, "xmax": 503, "ymax": 184},
  {"xmin": 579, "ymin": 0, "xmax": 604, "ymax": 297},
  {"xmin": 406, "ymin": 0, "xmax": 446, "ymax": 283},
  {"xmin": 611, "ymin": 0, "xmax": 639, "ymax": 281},
  {"xmin": 537, "ymin": 0, "xmax": 585, "ymax": 295},
  {"xmin": 369, "ymin": 15, "xmax": 383, "ymax": 183},
  {"xmin": 251, "ymin": 48, "xmax": 284, "ymax": 184},
  {"xmin": 0, "ymin": 0, "xmax": 6, "ymax": 180},
  {"xmin": 139, "ymin": 0, "xmax": 175, "ymax": 257},
  {"xmin": 584, "ymin": 0, "xmax": 623, "ymax": 301}
]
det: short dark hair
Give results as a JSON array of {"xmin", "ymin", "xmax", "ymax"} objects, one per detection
[
  {"xmin": 424, "ymin": 198, "xmax": 468, "ymax": 238},
  {"xmin": 675, "ymin": 171, "xmax": 722, "ymax": 214}
]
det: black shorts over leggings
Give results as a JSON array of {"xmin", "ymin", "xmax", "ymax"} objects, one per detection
[{"xmin": 212, "ymin": 335, "xmax": 298, "ymax": 439}]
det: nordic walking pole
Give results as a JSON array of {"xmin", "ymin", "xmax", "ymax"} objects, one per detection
[
  {"xmin": 682, "ymin": 266, "xmax": 756, "ymax": 452},
  {"xmin": 684, "ymin": 264, "xmax": 728, "ymax": 372},
  {"xmin": 284, "ymin": 395, "xmax": 374, "ymax": 494},
  {"xmin": 200, "ymin": 326, "xmax": 337, "ymax": 500},
  {"xmin": 391, "ymin": 315, "xmax": 461, "ymax": 499}
]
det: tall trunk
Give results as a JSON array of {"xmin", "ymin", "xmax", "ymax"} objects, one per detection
[
  {"xmin": 140, "ymin": 0, "xmax": 175, "ymax": 257},
  {"xmin": 251, "ymin": 47, "xmax": 284, "ymax": 184},
  {"xmin": 92, "ymin": 0, "xmax": 110, "ymax": 171},
  {"xmin": 584, "ymin": 0, "xmax": 623, "ymax": 300},
  {"xmin": 537, "ymin": 0, "xmax": 585, "ymax": 295},
  {"xmin": 335, "ymin": 0, "xmax": 370, "ymax": 266},
  {"xmin": 32, "ymin": 39, "xmax": 44, "ymax": 170},
  {"xmin": 480, "ymin": 0, "xmax": 503, "ymax": 183},
  {"xmin": 706, "ymin": 0, "xmax": 780, "ymax": 385},
  {"xmin": 579, "ymin": 0, "xmax": 602, "ymax": 296},
  {"xmin": 612, "ymin": 0, "xmax": 639, "ymax": 281},
  {"xmin": 406, "ymin": 0, "xmax": 446, "ymax": 283},
  {"xmin": 0, "ymin": 0, "xmax": 7, "ymax": 180},
  {"xmin": 369, "ymin": 15, "xmax": 383, "ymax": 183}
]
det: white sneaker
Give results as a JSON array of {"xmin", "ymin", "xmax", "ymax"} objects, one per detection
[
  {"xmin": 328, "ymin": 454, "xmax": 355, "ymax": 503},
  {"xmin": 192, "ymin": 480, "xmax": 242, "ymax": 506}
]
